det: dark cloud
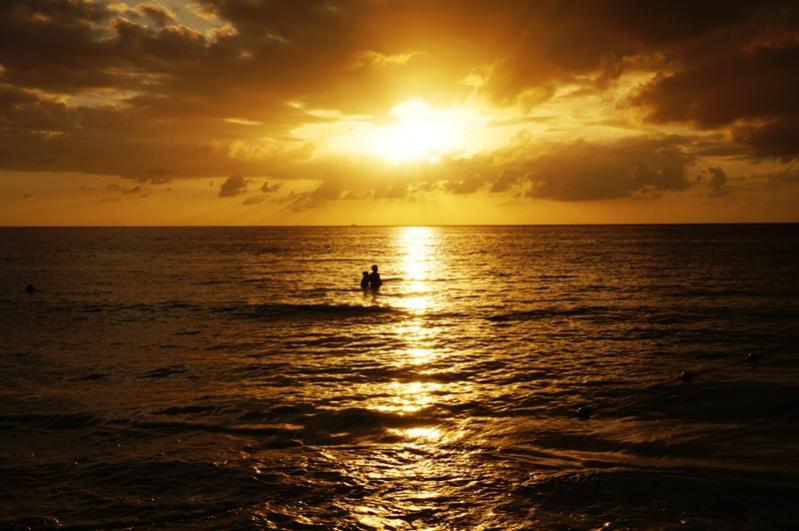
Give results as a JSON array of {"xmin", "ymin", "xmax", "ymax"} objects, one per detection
[
  {"xmin": 137, "ymin": 176, "xmax": 172, "ymax": 185},
  {"xmin": 106, "ymin": 183, "xmax": 154, "ymax": 197},
  {"xmin": 2, "ymin": 0, "xmax": 795, "ymax": 105},
  {"xmin": 385, "ymin": 134, "xmax": 696, "ymax": 202},
  {"xmin": 446, "ymin": 170, "xmax": 491, "ymax": 195},
  {"xmin": 108, "ymin": 183, "xmax": 143, "ymax": 194},
  {"xmin": 260, "ymin": 181, "xmax": 281, "ymax": 193},
  {"xmin": 258, "ymin": 134, "xmax": 697, "ymax": 206},
  {"xmin": 0, "ymin": 1, "xmax": 126, "ymax": 92},
  {"xmin": 0, "ymin": 0, "xmax": 798, "ymax": 199},
  {"xmin": 134, "ymin": 2, "xmax": 177, "ymax": 27},
  {"xmin": 219, "ymin": 174, "xmax": 247, "ymax": 197},
  {"xmin": 517, "ymin": 137, "xmax": 694, "ymax": 201},
  {"xmin": 490, "ymin": 168, "xmax": 522, "ymax": 193},
  {"xmin": 767, "ymin": 166, "xmax": 799, "ymax": 186},
  {"xmin": 631, "ymin": 7, "xmax": 799, "ymax": 158},
  {"xmin": 0, "ymin": 1, "xmax": 759, "ymax": 106},
  {"xmin": 634, "ymin": 44, "xmax": 799, "ymax": 124},
  {"xmin": 285, "ymin": 180, "xmax": 342, "ymax": 210},
  {"xmin": 732, "ymin": 117, "xmax": 799, "ymax": 160},
  {"xmin": 242, "ymin": 195, "xmax": 265, "ymax": 205},
  {"xmin": 707, "ymin": 167, "xmax": 729, "ymax": 197},
  {"xmin": 372, "ymin": 180, "xmax": 411, "ymax": 199}
]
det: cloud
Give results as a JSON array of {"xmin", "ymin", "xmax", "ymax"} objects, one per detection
[
  {"xmin": 490, "ymin": 168, "xmax": 521, "ymax": 193},
  {"xmin": 2, "ymin": 1, "xmax": 795, "ymax": 113},
  {"xmin": 284, "ymin": 180, "xmax": 342, "ymax": 210},
  {"xmin": 137, "ymin": 176, "xmax": 171, "ymax": 185},
  {"xmin": 242, "ymin": 195, "xmax": 265, "ymax": 205},
  {"xmin": 767, "ymin": 166, "xmax": 799, "ymax": 186},
  {"xmin": 135, "ymin": 2, "xmax": 177, "ymax": 27},
  {"xmin": 218, "ymin": 174, "xmax": 247, "ymax": 197},
  {"xmin": 520, "ymin": 137, "xmax": 693, "ymax": 201},
  {"xmin": 109, "ymin": 1, "xmax": 177, "ymax": 27},
  {"xmin": 348, "ymin": 50, "xmax": 422, "ymax": 69},
  {"xmin": 631, "ymin": 13, "xmax": 799, "ymax": 159},
  {"xmin": 247, "ymin": 134, "xmax": 697, "ymax": 207},
  {"xmin": 635, "ymin": 45, "xmax": 799, "ymax": 123},
  {"xmin": 732, "ymin": 117, "xmax": 799, "ymax": 160},
  {"xmin": 0, "ymin": 0, "xmax": 798, "ymax": 218},
  {"xmin": 105, "ymin": 182, "xmax": 162, "ymax": 198},
  {"xmin": 416, "ymin": 134, "xmax": 696, "ymax": 202},
  {"xmin": 706, "ymin": 167, "xmax": 729, "ymax": 197},
  {"xmin": 260, "ymin": 181, "xmax": 281, "ymax": 193},
  {"xmin": 108, "ymin": 183, "xmax": 146, "ymax": 194}
]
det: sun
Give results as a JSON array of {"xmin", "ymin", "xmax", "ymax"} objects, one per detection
[
  {"xmin": 368, "ymin": 99, "xmax": 464, "ymax": 163},
  {"xmin": 294, "ymin": 97, "xmax": 500, "ymax": 164}
]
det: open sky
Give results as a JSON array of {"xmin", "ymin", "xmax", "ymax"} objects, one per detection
[{"xmin": 1, "ymin": 0, "xmax": 798, "ymax": 225}]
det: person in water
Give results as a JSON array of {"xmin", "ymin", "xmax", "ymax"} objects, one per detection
[
  {"xmin": 360, "ymin": 271, "xmax": 370, "ymax": 290},
  {"xmin": 368, "ymin": 264, "xmax": 382, "ymax": 290}
]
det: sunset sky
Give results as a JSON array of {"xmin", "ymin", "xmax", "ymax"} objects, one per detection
[{"xmin": 1, "ymin": 0, "xmax": 798, "ymax": 225}]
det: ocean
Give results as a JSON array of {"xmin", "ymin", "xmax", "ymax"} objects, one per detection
[{"xmin": 1, "ymin": 225, "xmax": 798, "ymax": 530}]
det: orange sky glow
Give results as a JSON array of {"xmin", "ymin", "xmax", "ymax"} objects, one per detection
[{"xmin": 1, "ymin": 0, "xmax": 798, "ymax": 224}]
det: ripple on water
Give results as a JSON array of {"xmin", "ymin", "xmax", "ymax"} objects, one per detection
[{"xmin": 1, "ymin": 225, "xmax": 798, "ymax": 529}]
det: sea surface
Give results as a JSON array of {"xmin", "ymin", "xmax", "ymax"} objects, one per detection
[{"xmin": 1, "ymin": 225, "xmax": 798, "ymax": 530}]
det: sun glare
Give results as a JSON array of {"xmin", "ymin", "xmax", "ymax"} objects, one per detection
[
  {"xmin": 293, "ymin": 97, "xmax": 511, "ymax": 165},
  {"xmin": 368, "ymin": 100, "xmax": 466, "ymax": 163},
  {"xmin": 395, "ymin": 226, "xmax": 435, "ymax": 312}
]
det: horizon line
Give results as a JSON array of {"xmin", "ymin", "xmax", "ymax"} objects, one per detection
[{"xmin": 1, "ymin": 222, "xmax": 797, "ymax": 229}]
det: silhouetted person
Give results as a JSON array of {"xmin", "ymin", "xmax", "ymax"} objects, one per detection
[
  {"xmin": 368, "ymin": 264, "xmax": 382, "ymax": 290},
  {"xmin": 360, "ymin": 271, "xmax": 370, "ymax": 290},
  {"xmin": 26, "ymin": 284, "xmax": 35, "ymax": 293}
]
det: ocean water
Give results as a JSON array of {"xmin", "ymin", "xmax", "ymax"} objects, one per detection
[{"xmin": 1, "ymin": 225, "xmax": 798, "ymax": 530}]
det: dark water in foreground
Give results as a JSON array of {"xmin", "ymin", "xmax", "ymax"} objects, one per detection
[{"xmin": 1, "ymin": 225, "xmax": 798, "ymax": 530}]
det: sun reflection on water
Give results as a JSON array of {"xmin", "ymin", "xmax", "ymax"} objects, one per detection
[
  {"xmin": 394, "ymin": 226, "xmax": 436, "ymax": 314},
  {"xmin": 388, "ymin": 426, "xmax": 443, "ymax": 442},
  {"xmin": 405, "ymin": 346, "xmax": 437, "ymax": 366},
  {"xmin": 391, "ymin": 321, "xmax": 439, "ymax": 367},
  {"xmin": 365, "ymin": 227, "xmax": 452, "ymax": 447},
  {"xmin": 344, "ymin": 227, "xmax": 473, "ymax": 527},
  {"xmin": 370, "ymin": 380, "xmax": 441, "ymax": 414}
]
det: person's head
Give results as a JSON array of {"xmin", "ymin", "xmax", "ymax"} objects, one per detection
[
  {"xmin": 371, "ymin": 264, "xmax": 378, "ymax": 273},
  {"xmin": 362, "ymin": 271, "xmax": 369, "ymax": 277}
]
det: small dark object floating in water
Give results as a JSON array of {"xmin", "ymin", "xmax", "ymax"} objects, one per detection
[
  {"xmin": 25, "ymin": 284, "xmax": 35, "ymax": 293},
  {"xmin": 745, "ymin": 352, "xmax": 761, "ymax": 363},
  {"xmin": 680, "ymin": 370, "xmax": 694, "ymax": 382},
  {"xmin": 575, "ymin": 407, "xmax": 593, "ymax": 420}
]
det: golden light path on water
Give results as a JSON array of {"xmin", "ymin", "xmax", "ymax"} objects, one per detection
[
  {"xmin": 349, "ymin": 228, "xmax": 459, "ymax": 528},
  {"xmin": 395, "ymin": 226, "xmax": 436, "ymax": 315},
  {"xmin": 333, "ymin": 226, "xmax": 503, "ymax": 529},
  {"xmin": 364, "ymin": 227, "xmax": 455, "ymax": 442},
  {"xmin": 386, "ymin": 227, "xmax": 443, "ymax": 440}
]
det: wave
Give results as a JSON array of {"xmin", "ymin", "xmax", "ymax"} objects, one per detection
[
  {"xmin": 25, "ymin": 299, "xmax": 408, "ymax": 322},
  {"xmin": 218, "ymin": 302, "xmax": 407, "ymax": 321},
  {"xmin": 0, "ymin": 412, "xmax": 105, "ymax": 430},
  {"xmin": 0, "ymin": 406, "xmax": 437, "ymax": 448},
  {"xmin": 484, "ymin": 303, "xmax": 797, "ymax": 324},
  {"xmin": 487, "ymin": 305, "xmax": 614, "ymax": 322}
]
